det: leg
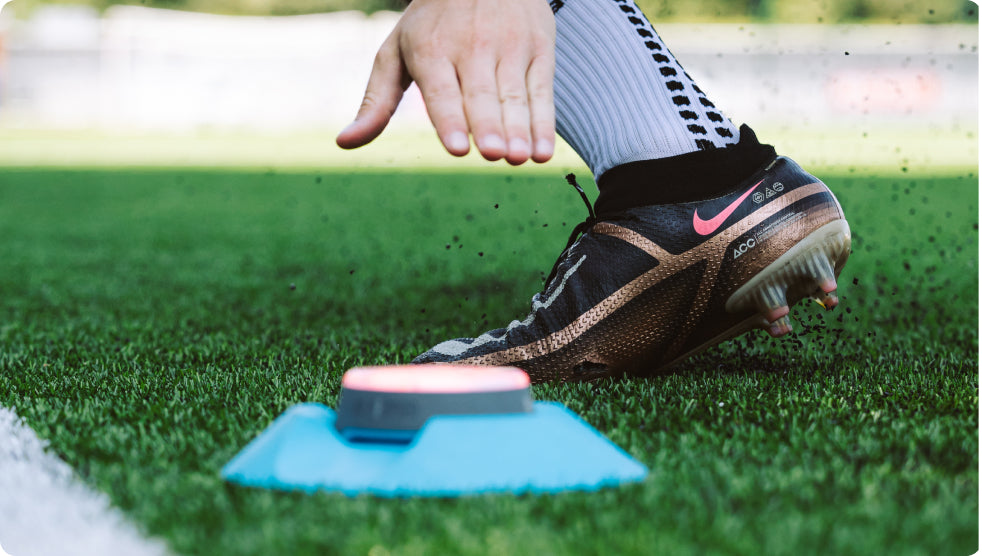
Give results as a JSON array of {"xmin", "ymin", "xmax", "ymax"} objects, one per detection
[
  {"xmin": 414, "ymin": 0, "xmax": 852, "ymax": 382},
  {"xmin": 554, "ymin": 0, "xmax": 739, "ymax": 178}
]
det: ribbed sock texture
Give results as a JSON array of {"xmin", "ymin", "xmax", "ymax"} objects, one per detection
[{"xmin": 552, "ymin": 0, "xmax": 740, "ymax": 179}]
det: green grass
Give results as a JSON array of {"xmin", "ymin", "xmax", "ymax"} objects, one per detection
[{"xmin": 0, "ymin": 166, "xmax": 977, "ymax": 555}]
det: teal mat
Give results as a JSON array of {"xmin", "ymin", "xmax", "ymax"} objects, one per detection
[{"xmin": 222, "ymin": 401, "xmax": 647, "ymax": 497}]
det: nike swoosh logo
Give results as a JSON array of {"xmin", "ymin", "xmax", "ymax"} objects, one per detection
[{"xmin": 692, "ymin": 179, "xmax": 764, "ymax": 236}]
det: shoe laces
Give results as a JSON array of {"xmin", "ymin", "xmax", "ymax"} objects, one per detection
[{"xmin": 543, "ymin": 174, "xmax": 597, "ymax": 288}]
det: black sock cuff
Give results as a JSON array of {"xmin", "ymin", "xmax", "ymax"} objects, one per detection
[{"xmin": 595, "ymin": 124, "xmax": 777, "ymax": 216}]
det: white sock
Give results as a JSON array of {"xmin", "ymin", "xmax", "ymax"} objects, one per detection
[{"xmin": 552, "ymin": 0, "xmax": 740, "ymax": 179}]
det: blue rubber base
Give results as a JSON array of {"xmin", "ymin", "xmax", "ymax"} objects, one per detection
[{"xmin": 222, "ymin": 401, "xmax": 647, "ymax": 497}]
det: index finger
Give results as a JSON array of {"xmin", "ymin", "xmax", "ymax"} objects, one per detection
[
  {"xmin": 336, "ymin": 39, "xmax": 411, "ymax": 149},
  {"xmin": 408, "ymin": 56, "xmax": 472, "ymax": 156}
]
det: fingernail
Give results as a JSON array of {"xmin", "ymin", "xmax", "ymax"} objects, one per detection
[
  {"xmin": 535, "ymin": 139, "xmax": 554, "ymax": 158},
  {"xmin": 508, "ymin": 137, "xmax": 530, "ymax": 156},
  {"xmin": 479, "ymin": 134, "xmax": 506, "ymax": 153},
  {"xmin": 447, "ymin": 132, "xmax": 470, "ymax": 153}
]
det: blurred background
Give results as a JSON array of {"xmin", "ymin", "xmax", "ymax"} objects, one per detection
[{"xmin": 0, "ymin": 0, "xmax": 976, "ymax": 170}]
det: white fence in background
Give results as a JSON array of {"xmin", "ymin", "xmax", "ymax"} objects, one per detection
[{"xmin": 0, "ymin": 5, "xmax": 976, "ymax": 133}]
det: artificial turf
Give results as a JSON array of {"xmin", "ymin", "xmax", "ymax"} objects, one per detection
[{"xmin": 0, "ymin": 166, "xmax": 977, "ymax": 555}]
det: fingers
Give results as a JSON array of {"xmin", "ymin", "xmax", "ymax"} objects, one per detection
[
  {"xmin": 342, "ymin": 49, "xmax": 554, "ymax": 164},
  {"xmin": 411, "ymin": 56, "xmax": 472, "ymax": 156},
  {"xmin": 458, "ymin": 57, "xmax": 508, "ymax": 161},
  {"xmin": 340, "ymin": 0, "xmax": 556, "ymax": 165},
  {"xmin": 526, "ymin": 52, "xmax": 556, "ymax": 164},
  {"xmin": 496, "ymin": 59, "xmax": 533, "ymax": 165},
  {"xmin": 488, "ymin": 9, "xmax": 556, "ymax": 165},
  {"xmin": 336, "ymin": 38, "xmax": 410, "ymax": 150},
  {"xmin": 459, "ymin": 48, "xmax": 554, "ymax": 164}
]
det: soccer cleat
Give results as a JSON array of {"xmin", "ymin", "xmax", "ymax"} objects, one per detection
[{"xmin": 413, "ymin": 156, "xmax": 851, "ymax": 383}]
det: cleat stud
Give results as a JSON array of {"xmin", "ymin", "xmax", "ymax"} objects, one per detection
[
  {"xmin": 804, "ymin": 251, "xmax": 837, "ymax": 293},
  {"xmin": 811, "ymin": 288, "xmax": 838, "ymax": 310},
  {"xmin": 766, "ymin": 316, "xmax": 793, "ymax": 338},
  {"xmin": 764, "ymin": 305, "xmax": 790, "ymax": 323},
  {"xmin": 754, "ymin": 282, "xmax": 790, "ymax": 323},
  {"xmin": 819, "ymin": 290, "xmax": 839, "ymax": 310}
]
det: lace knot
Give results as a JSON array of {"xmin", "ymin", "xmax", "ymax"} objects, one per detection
[
  {"xmin": 543, "ymin": 174, "xmax": 597, "ymax": 287},
  {"xmin": 565, "ymin": 173, "xmax": 596, "ymax": 221}
]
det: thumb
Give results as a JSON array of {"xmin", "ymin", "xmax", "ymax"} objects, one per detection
[{"xmin": 336, "ymin": 41, "xmax": 411, "ymax": 149}]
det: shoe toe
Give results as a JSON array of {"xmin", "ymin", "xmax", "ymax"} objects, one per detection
[{"xmin": 412, "ymin": 337, "xmax": 482, "ymax": 364}]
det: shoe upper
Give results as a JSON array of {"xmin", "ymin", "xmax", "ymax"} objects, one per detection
[{"xmin": 414, "ymin": 156, "xmax": 846, "ymax": 383}]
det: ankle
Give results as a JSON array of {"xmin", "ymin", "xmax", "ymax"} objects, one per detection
[{"xmin": 595, "ymin": 125, "xmax": 777, "ymax": 215}]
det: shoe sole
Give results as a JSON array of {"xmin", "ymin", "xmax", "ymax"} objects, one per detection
[{"xmin": 659, "ymin": 218, "xmax": 852, "ymax": 371}]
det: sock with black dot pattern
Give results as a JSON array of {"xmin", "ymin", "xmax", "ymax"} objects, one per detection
[{"xmin": 552, "ymin": 0, "xmax": 756, "ymax": 191}]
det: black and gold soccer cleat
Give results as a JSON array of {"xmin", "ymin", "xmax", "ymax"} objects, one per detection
[{"xmin": 414, "ymin": 155, "xmax": 851, "ymax": 383}]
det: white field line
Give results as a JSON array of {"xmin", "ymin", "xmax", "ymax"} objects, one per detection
[{"xmin": 0, "ymin": 407, "xmax": 172, "ymax": 556}]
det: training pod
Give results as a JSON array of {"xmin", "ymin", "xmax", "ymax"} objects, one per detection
[
  {"xmin": 335, "ymin": 365, "xmax": 532, "ymax": 443},
  {"xmin": 222, "ymin": 364, "xmax": 647, "ymax": 497}
]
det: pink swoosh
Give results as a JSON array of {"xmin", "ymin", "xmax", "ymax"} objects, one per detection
[{"xmin": 692, "ymin": 179, "xmax": 764, "ymax": 236}]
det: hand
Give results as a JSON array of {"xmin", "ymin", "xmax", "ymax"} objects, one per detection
[{"xmin": 335, "ymin": 0, "xmax": 556, "ymax": 165}]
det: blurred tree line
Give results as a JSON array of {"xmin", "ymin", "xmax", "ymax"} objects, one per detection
[{"xmin": 4, "ymin": 0, "xmax": 978, "ymax": 22}]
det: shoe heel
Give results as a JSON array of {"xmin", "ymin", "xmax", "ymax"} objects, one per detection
[{"xmin": 725, "ymin": 219, "xmax": 852, "ymax": 337}]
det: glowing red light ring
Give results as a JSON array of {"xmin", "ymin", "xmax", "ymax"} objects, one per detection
[{"xmin": 341, "ymin": 365, "xmax": 530, "ymax": 394}]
